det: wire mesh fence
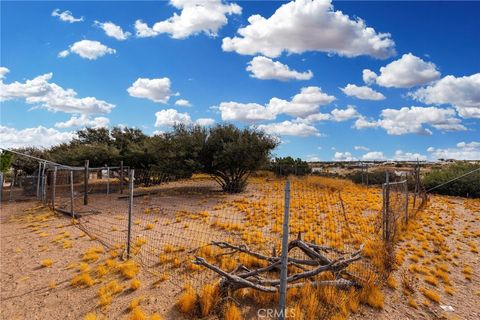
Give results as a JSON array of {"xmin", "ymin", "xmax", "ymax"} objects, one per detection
[{"xmin": 1, "ymin": 149, "xmax": 429, "ymax": 319}]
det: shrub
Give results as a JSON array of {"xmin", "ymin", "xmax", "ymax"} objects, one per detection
[
  {"xmin": 200, "ymin": 124, "xmax": 278, "ymax": 193},
  {"xmin": 270, "ymin": 157, "xmax": 311, "ymax": 176},
  {"xmin": 345, "ymin": 170, "xmax": 390, "ymax": 186},
  {"xmin": 423, "ymin": 163, "xmax": 480, "ymax": 198}
]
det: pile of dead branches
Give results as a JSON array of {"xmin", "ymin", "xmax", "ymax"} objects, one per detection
[{"xmin": 193, "ymin": 239, "xmax": 363, "ymax": 295}]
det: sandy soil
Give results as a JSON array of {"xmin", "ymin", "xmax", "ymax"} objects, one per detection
[
  {"xmin": 1, "ymin": 180, "xmax": 478, "ymax": 320},
  {"xmin": 351, "ymin": 195, "xmax": 480, "ymax": 320}
]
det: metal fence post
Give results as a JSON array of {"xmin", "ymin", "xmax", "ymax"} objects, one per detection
[
  {"xmin": 404, "ymin": 181, "xmax": 409, "ymax": 225},
  {"xmin": 84, "ymin": 160, "xmax": 89, "ymax": 205},
  {"xmin": 384, "ymin": 171, "xmax": 390, "ymax": 242},
  {"xmin": 120, "ymin": 161, "xmax": 124, "ymax": 194},
  {"xmin": 278, "ymin": 179, "xmax": 291, "ymax": 320},
  {"xmin": 70, "ymin": 170, "xmax": 75, "ymax": 218},
  {"xmin": 41, "ymin": 165, "xmax": 46, "ymax": 203},
  {"xmin": 36, "ymin": 161, "xmax": 42, "ymax": 198},
  {"xmin": 126, "ymin": 169, "xmax": 134, "ymax": 259},
  {"xmin": 366, "ymin": 164, "xmax": 369, "ymax": 187},
  {"xmin": 106, "ymin": 166, "xmax": 110, "ymax": 195},
  {"xmin": 52, "ymin": 166, "xmax": 57, "ymax": 210},
  {"xmin": 0, "ymin": 172, "xmax": 3, "ymax": 203}
]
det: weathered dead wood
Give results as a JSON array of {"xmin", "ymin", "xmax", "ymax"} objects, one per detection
[
  {"xmin": 211, "ymin": 241, "xmax": 324, "ymax": 266},
  {"xmin": 194, "ymin": 241, "xmax": 364, "ymax": 294}
]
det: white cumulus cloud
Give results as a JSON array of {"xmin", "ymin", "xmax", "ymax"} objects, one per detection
[
  {"xmin": 194, "ymin": 118, "xmax": 215, "ymax": 126},
  {"xmin": 219, "ymin": 86, "xmax": 335, "ymax": 122},
  {"xmin": 219, "ymin": 102, "xmax": 275, "ymax": 123},
  {"xmin": 52, "ymin": 9, "xmax": 84, "ymax": 23},
  {"xmin": 127, "ymin": 77, "xmax": 176, "ymax": 103},
  {"xmin": 362, "ymin": 151, "xmax": 385, "ymax": 161},
  {"xmin": 154, "ymin": 109, "xmax": 214, "ymax": 128},
  {"xmin": 222, "ymin": 0, "xmax": 395, "ymax": 58},
  {"xmin": 427, "ymin": 141, "xmax": 480, "ymax": 160},
  {"xmin": 354, "ymin": 146, "xmax": 369, "ymax": 151},
  {"xmin": 333, "ymin": 152, "xmax": 357, "ymax": 161},
  {"xmin": 362, "ymin": 69, "xmax": 377, "ymax": 85},
  {"xmin": 393, "ymin": 150, "xmax": 427, "ymax": 161},
  {"xmin": 267, "ymin": 86, "xmax": 336, "ymax": 118},
  {"xmin": 410, "ymin": 73, "xmax": 480, "ymax": 119},
  {"xmin": 257, "ymin": 121, "xmax": 320, "ymax": 137},
  {"xmin": 330, "ymin": 105, "xmax": 361, "ymax": 122},
  {"xmin": 341, "ymin": 84, "xmax": 385, "ymax": 100},
  {"xmin": 174, "ymin": 99, "xmax": 192, "ymax": 107},
  {"xmin": 246, "ymin": 56, "xmax": 313, "ymax": 81},
  {"xmin": 54, "ymin": 115, "xmax": 110, "ymax": 129},
  {"xmin": 375, "ymin": 53, "xmax": 440, "ymax": 88},
  {"xmin": 354, "ymin": 106, "xmax": 466, "ymax": 135},
  {"xmin": 94, "ymin": 21, "xmax": 131, "ymax": 40},
  {"xmin": 0, "ymin": 72, "xmax": 115, "ymax": 114},
  {"xmin": 135, "ymin": 0, "xmax": 241, "ymax": 39},
  {"xmin": 0, "ymin": 126, "xmax": 76, "ymax": 149},
  {"xmin": 0, "ymin": 67, "xmax": 10, "ymax": 79},
  {"xmin": 155, "ymin": 109, "xmax": 192, "ymax": 127},
  {"xmin": 59, "ymin": 40, "xmax": 116, "ymax": 60}
]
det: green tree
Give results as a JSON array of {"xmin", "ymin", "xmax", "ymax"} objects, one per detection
[
  {"xmin": 0, "ymin": 151, "xmax": 13, "ymax": 173},
  {"xmin": 423, "ymin": 162, "xmax": 480, "ymax": 198},
  {"xmin": 10, "ymin": 147, "xmax": 47, "ymax": 174},
  {"xmin": 271, "ymin": 156, "xmax": 311, "ymax": 176},
  {"xmin": 200, "ymin": 124, "xmax": 278, "ymax": 193}
]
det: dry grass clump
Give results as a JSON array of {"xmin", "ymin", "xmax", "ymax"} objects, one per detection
[
  {"xmin": 420, "ymin": 287, "xmax": 441, "ymax": 303},
  {"xmin": 130, "ymin": 307, "xmax": 146, "ymax": 320},
  {"xmin": 407, "ymin": 296, "xmax": 418, "ymax": 309},
  {"xmin": 118, "ymin": 260, "xmax": 140, "ymax": 279},
  {"xmin": 40, "ymin": 259, "xmax": 54, "ymax": 268},
  {"xmin": 424, "ymin": 275, "xmax": 439, "ymax": 287},
  {"xmin": 444, "ymin": 286, "xmax": 455, "ymax": 295},
  {"xmin": 224, "ymin": 302, "xmax": 241, "ymax": 320},
  {"xmin": 84, "ymin": 313, "xmax": 97, "ymax": 320},
  {"xmin": 200, "ymin": 282, "xmax": 220, "ymax": 316},
  {"xmin": 82, "ymin": 247, "xmax": 104, "ymax": 262},
  {"xmin": 145, "ymin": 223, "xmax": 154, "ymax": 230},
  {"xmin": 150, "ymin": 313, "xmax": 163, "ymax": 320},
  {"xmin": 71, "ymin": 272, "xmax": 95, "ymax": 287},
  {"xmin": 176, "ymin": 285, "xmax": 197, "ymax": 314},
  {"xmin": 386, "ymin": 275, "xmax": 397, "ymax": 289},
  {"xmin": 130, "ymin": 278, "xmax": 141, "ymax": 291},
  {"xmin": 98, "ymin": 280, "xmax": 123, "ymax": 306}
]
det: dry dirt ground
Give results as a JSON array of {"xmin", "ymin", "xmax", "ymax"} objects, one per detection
[{"xmin": 1, "ymin": 184, "xmax": 479, "ymax": 320}]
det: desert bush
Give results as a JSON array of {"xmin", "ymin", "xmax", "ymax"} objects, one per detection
[
  {"xmin": 345, "ymin": 170, "xmax": 390, "ymax": 185},
  {"xmin": 200, "ymin": 124, "xmax": 278, "ymax": 193},
  {"xmin": 423, "ymin": 162, "xmax": 480, "ymax": 198},
  {"xmin": 270, "ymin": 156, "xmax": 311, "ymax": 176}
]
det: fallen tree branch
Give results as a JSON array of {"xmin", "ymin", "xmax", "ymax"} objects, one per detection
[{"xmin": 194, "ymin": 241, "xmax": 364, "ymax": 294}]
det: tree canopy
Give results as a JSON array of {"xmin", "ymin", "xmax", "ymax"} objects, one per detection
[
  {"xmin": 6, "ymin": 124, "xmax": 278, "ymax": 193},
  {"xmin": 200, "ymin": 125, "xmax": 278, "ymax": 192}
]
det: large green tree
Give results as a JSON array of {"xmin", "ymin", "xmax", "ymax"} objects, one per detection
[{"xmin": 200, "ymin": 124, "xmax": 278, "ymax": 193}]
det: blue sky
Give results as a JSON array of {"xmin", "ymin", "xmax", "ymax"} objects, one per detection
[{"xmin": 1, "ymin": 0, "xmax": 479, "ymax": 161}]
